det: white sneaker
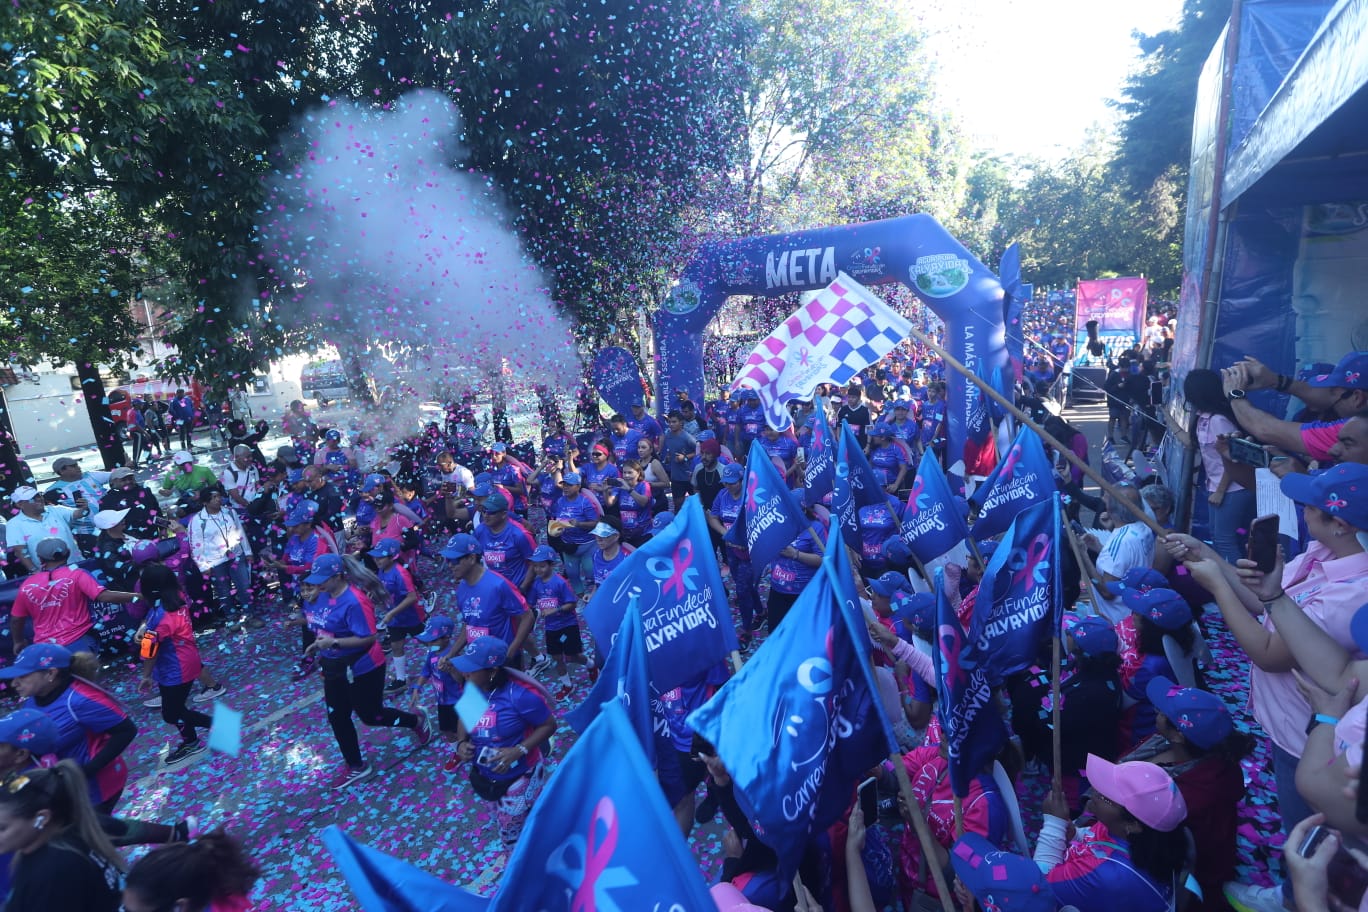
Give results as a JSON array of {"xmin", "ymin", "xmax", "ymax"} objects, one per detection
[
  {"xmin": 143, "ymin": 694, "xmax": 163, "ymax": 709},
  {"xmin": 192, "ymin": 684, "xmax": 227, "ymax": 704},
  {"xmin": 1224, "ymin": 882, "xmax": 1290, "ymax": 912}
]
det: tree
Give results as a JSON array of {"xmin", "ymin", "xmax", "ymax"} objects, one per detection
[{"xmin": 1113, "ymin": 0, "xmax": 1232, "ymax": 191}]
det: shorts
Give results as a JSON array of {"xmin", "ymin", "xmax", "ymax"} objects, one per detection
[
  {"xmin": 437, "ymin": 703, "xmax": 460, "ymax": 734},
  {"xmin": 545, "ymin": 625, "xmax": 583, "ymax": 656},
  {"xmin": 657, "ymin": 746, "xmax": 708, "ymax": 808},
  {"xmin": 387, "ymin": 623, "xmax": 424, "ymax": 640}
]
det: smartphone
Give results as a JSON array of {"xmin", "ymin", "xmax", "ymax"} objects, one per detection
[
  {"xmin": 1300, "ymin": 825, "xmax": 1332, "ymax": 858},
  {"xmin": 1247, "ymin": 514, "xmax": 1280, "ymax": 573},
  {"xmin": 1228, "ymin": 436, "xmax": 1271, "ymax": 468},
  {"xmin": 1070, "ymin": 520, "xmax": 1086, "ymax": 538},
  {"xmin": 858, "ymin": 775, "xmax": 878, "ymax": 821}
]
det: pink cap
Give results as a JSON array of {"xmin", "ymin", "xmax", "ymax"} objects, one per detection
[{"xmin": 1086, "ymin": 754, "xmax": 1187, "ymax": 831}]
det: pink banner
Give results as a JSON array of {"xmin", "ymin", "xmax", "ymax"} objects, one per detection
[{"xmin": 1075, "ymin": 277, "xmax": 1147, "ymax": 335}]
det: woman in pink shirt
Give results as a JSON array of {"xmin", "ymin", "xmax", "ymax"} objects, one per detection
[
  {"xmin": 1169, "ymin": 461, "xmax": 1368, "ymax": 911},
  {"xmin": 1183, "ymin": 369, "xmax": 1256, "ymax": 564}
]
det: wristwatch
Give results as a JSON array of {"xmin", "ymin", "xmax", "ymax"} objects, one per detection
[
  {"xmin": 1227, "ymin": 389, "xmax": 1247, "ymax": 400},
  {"xmin": 1305, "ymin": 713, "xmax": 1340, "ymax": 735}
]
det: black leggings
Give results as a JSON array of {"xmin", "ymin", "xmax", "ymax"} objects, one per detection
[
  {"xmin": 766, "ymin": 590, "xmax": 800, "ymax": 632},
  {"xmin": 324, "ymin": 664, "xmax": 418, "ymax": 767},
  {"xmin": 160, "ymin": 682, "xmax": 212, "ymax": 743}
]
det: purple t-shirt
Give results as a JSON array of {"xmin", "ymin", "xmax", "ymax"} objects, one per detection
[
  {"xmin": 470, "ymin": 678, "xmax": 553, "ymax": 780},
  {"xmin": 551, "ymin": 493, "xmax": 602, "ymax": 546},
  {"xmin": 530, "ymin": 573, "xmax": 578, "ymax": 631},
  {"xmin": 474, "ymin": 519, "xmax": 536, "ymax": 586},
  {"xmin": 456, "ymin": 570, "xmax": 528, "ymax": 644}
]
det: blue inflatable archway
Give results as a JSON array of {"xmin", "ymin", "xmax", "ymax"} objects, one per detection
[{"xmin": 652, "ymin": 213, "xmax": 1010, "ymax": 475}]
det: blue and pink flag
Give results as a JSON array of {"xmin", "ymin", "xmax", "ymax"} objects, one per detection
[
  {"xmin": 971, "ymin": 495, "xmax": 1062, "ymax": 681},
  {"xmin": 566, "ymin": 597, "xmax": 655, "ymax": 766},
  {"xmin": 322, "ymin": 826, "xmax": 489, "ymax": 910},
  {"xmin": 741, "ymin": 440, "xmax": 806, "ymax": 571},
  {"xmin": 900, "ymin": 448, "xmax": 971, "ymax": 564},
  {"xmin": 802, "ymin": 396, "xmax": 837, "ymax": 507},
  {"xmin": 582, "ymin": 496, "xmax": 739, "ymax": 692},
  {"xmin": 969, "ymin": 425, "xmax": 1055, "ymax": 541},
  {"xmin": 731, "ymin": 274, "xmax": 911, "ymax": 430},
  {"xmin": 688, "ymin": 531, "xmax": 896, "ymax": 878},
  {"xmin": 934, "ymin": 570, "xmax": 1007, "ymax": 798},
  {"xmin": 832, "ymin": 422, "xmax": 892, "ymax": 556}
]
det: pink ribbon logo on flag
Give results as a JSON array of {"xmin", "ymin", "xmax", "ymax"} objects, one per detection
[
  {"xmin": 1008, "ymin": 534, "xmax": 1052, "ymax": 588},
  {"xmin": 571, "ymin": 797, "xmax": 621, "ymax": 912},
  {"xmin": 745, "ymin": 470, "xmax": 766, "ymax": 512},
  {"xmin": 649, "ymin": 539, "xmax": 699, "ymax": 598},
  {"xmin": 906, "ymin": 477, "xmax": 928, "ymax": 515}
]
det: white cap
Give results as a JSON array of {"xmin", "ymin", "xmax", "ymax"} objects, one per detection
[
  {"xmin": 591, "ymin": 522, "xmax": 618, "ymax": 538},
  {"xmin": 172, "ymin": 451, "xmax": 194, "ymax": 465},
  {"xmin": 93, "ymin": 509, "xmax": 130, "ymax": 530},
  {"xmin": 8, "ymin": 486, "xmax": 38, "ymax": 504}
]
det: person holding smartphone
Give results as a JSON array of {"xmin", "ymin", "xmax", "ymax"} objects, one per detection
[
  {"xmin": 1169, "ymin": 461, "xmax": 1368, "ymax": 911},
  {"xmin": 1183, "ymin": 368, "xmax": 1256, "ymax": 565}
]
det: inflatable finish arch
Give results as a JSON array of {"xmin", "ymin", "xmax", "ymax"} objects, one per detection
[{"xmin": 652, "ymin": 213, "xmax": 1010, "ymax": 475}]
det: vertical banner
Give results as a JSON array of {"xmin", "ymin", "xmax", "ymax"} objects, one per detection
[{"xmin": 1073, "ymin": 277, "xmax": 1147, "ymax": 363}]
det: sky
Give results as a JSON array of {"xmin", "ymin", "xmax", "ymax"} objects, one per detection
[{"xmin": 914, "ymin": 0, "xmax": 1187, "ymax": 160}]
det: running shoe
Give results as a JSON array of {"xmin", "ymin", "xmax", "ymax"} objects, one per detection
[
  {"xmin": 192, "ymin": 684, "xmax": 227, "ymax": 704},
  {"xmin": 530, "ymin": 654, "xmax": 553, "ymax": 676},
  {"xmin": 553, "ymin": 684, "xmax": 575, "ymax": 702},
  {"xmin": 412, "ymin": 709, "xmax": 433, "ymax": 746},
  {"xmin": 292, "ymin": 655, "xmax": 317, "ymax": 681},
  {"xmin": 1224, "ymin": 883, "xmax": 1290, "ymax": 912},
  {"xmin": 443, "ymin": 752, "xmax": 465, "ymax": 773},
  {"xmin": 384, "ymin": 678, "xmax": 407, "ymax": 695},
  {"xmin": 163, "ymin": 741, "xmax": 209, "ymax": 770},
  {"xmin": 142, "ymin": 694, "xmax": 163, "ymax": 709},
  {"xmin": 329, "ymin": 763, "xmax": 374, "ymax": 790}
]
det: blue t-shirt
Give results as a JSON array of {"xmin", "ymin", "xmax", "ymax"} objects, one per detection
[
  {"xmin": 529, "ymin": 573, "xmax": 578, "ymax": 631},
  {"xmin": 470, "ymin": 678, "xmax": 554, "ymax": 781},
  {"xmin": 616, "ymin": 482, "xmax": 653, "ymax": 535},
  {"xmin": 377, "ymin": 563, "xmax": 422, "ymax": 629},
  {"xmin": 869, "ymin": 442, "xmax": 910, "ymax": 487},
  {"xmin": 487, "ymin": 462, "xmax": 528, "ymax": 512},
  {"xmin": 551, "ymin": 493, "xmax": 602, "ymax": 546},
  {"xmin": 758, "ymin": 433, "xmax": 798, "ymax": 470},
  {"xmin": 592, "ymin": 543, "xmax": 634, "ymax": 584},
  {"xmin": 579, "ymin": 460, "xmax": 621, "ymax": 490},
  {"xmin": 628, "ymin": 413, "xmax": 662, "ymax": 443},
  {"xmin": 313, "ymin": 585, "xmax": 385, "ymax": 676},
  {"xmin": 456, "ymin": 569, "xmax": 528, "ymax": 645},
  {"xmin": 735, "ymin": 405, "xmax": 765, "ymax": 449},
  {"xmin": 610, "ymin": 428, "xmax": 645, "ymax": 462},
  {"xmin": 769, "ymin": 526, "xmax": 823, "ymax": 595},
  {"xmin": 421, "ymin": 648, "xmax": 463, "ymax": 706},
  {"xmin": 474, "ymin": 519, "xmax": 536, "ymax": 586}
]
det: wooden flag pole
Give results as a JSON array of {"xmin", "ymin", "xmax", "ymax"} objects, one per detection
[
  {"xmin": 890, "ymin": 757, "xmax": 958, "ymax": 912},
  {"xmin": 901, "ymin": 325, "xmax": 1167, "ymax": 538},
  {"xmin": 1049, "ymin": 635, "xmax": 1064, "ymax": 794}
]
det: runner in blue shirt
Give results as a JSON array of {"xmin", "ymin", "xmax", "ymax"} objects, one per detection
[
  {"xmin": 440, "ymin": 533, "xmax": 534, "ymax": 666},
  {"xmin": 547, "ymin": 472, "xmax": 602, "ymax": 595},
  {"xmin": 627, "ymin": 401, "xmax": 663, "ymax": 446},
  {"xmin": 706, "ymin": 463, "xmax": 762, "ymax": 643},
  {"xmin": 527, "ymin": 545, "xmax": 595, "ymax": 700},
  {"xmin": 757, "ymin": 427, "xmax": 798, "ymax": 485},
  {"xmin": 472, "ymin": 494, "xmax": 536, "ymax": 589},
  {"xmin": 607, "ymin": 415, "xmax": 645, "ymax": 462}
]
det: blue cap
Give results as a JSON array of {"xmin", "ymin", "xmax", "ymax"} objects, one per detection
[
  {"xmin": 882, "ymin": 536, "xmax": 912, "ymax": 564},
  {"xmin": 324, "ymin": 428, "xmax": 342, "ymax": 441},
  {"xmin": 472, "ymin": 482, "xmax": 494, "ymax": 498},
  {"xmin": 441, "ymin": 533, "xmax": 482, "ymax": 559},
  {"xmin": 651, "ymin": 511, "xmax": 675, "ymax": 533},
  {"xmin": 1281, "ymin": 462, "xmax": 1368, "ymax": 532},
  {"xmin": 286, "ymin": 468, "xmax": 305, "ymax": 483},
  {"xmin": 452, "ymin": 636, "xmax": 509, "ymax": 673},
  {"xmin": 368, "ymin": 538, "xmax": 400, "ymax": 559},
  {"xmin": 303, "ymin": 553, "xmax": 345, "ymax": 585},
  {"xmin": 892, "ymin": 400, "xmax": 912, "ymax": 411},
  {"xmin": 355, "ymin": 501, "xmax": 376, "ymax": 525},
  {"xmin": 869, "ymin": 571, "xmax": 909, "ymax": 597},
  {"xmin": 1303, "ymin": 351, "xmax": 1368, "ymax": 390},
  {"xmin": 491, "ymin": 442, "xmax": 507, "ymax": 453},
  {"xmin": 950, "ymin": 832, "xmax": 1055, "ymax": 912},
  {"xmin": 284, "ymin": 500, "xmax": 319, "ymax": 527},
  {"xmin": 871, "ymin": 422, "xmax": 895, "ymax": 437},
  {"xmin": 0, "ymin": 643, "xmax": 74, "ymax": 679},
  {"xmin": 696, "ymin": 430, "xmax": 715, "ymax": 441},
  {"xmin": 530, "ymin": 544, "xmax": 557, "ymax": 563},
  {"xmin": 0, "ymin": 709, "xmax": 58, "ymax": 755},
  {"xmin": 561, "ymin": 471, "xmax": 583, "ymax": 485},
  {"xmin": 892, "ymin": 592, "xmax": 935, "ymax": 636},
  {"xmin": 721, "ymin": 463, "xmax": 744, "ymax": 483},
  {"xmin": 361, "ymin": 473, "xmax": 387, "ymax": 493},
  {"xmin": 482, "ymin": 493, "xmax": 509, "ymax": 513},
  {"xmin": 474, "ymin": 472, "xmax": 493, "ymax": 486},
  {"xmin": 1145, "ymin": 676, "xmax": 1234, "ymax": 749},
  {"xmin": 1119, "ymin": 567, "xmax": 1168, "ymax": 593},
  {"xmin": 1069, "ymin": 617, "xmax": 1118, "ymax": 656},
  {"xmin": 1122, "ymin": 587, "xmax": 1193, "ymax": 631},
  {"xmin": 416, "ymin": 616, "xmax": 456, "ymax": 644}
]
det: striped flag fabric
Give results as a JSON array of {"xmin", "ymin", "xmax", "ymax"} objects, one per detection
[{"xmin": 731, "ymin": 272, "xmax": 912, "ymax": 430}]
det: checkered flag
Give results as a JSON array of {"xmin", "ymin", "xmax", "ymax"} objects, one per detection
[{"xmin": 731, "ymin": 272, "xmax": 911, "ymax": 429}]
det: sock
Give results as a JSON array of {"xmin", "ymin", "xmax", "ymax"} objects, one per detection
[{"xmin": 390, "ymin": 653, "xmax": 406, "ymax": 680}]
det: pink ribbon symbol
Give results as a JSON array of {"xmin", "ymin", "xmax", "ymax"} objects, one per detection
[
  {"xmin": 661, "ymin": 538, "xmax": 698, "ymax": 598},
  {"xmin": 571, "ymin": 797, "xmax": 620, "ymax": 912},
  {"xmin": 1011, "ymin": 534, "xmax": 1051, "ymax": 588},
  {"xmin": 745, "ymin": 470, "xmax": 765, "ymax": 512},
  {"xmin": 999, "ymin": 444, "xmax": 1023, "ymax": 479},
  {"xmin": 906, "ymin": 477, "xmax": 927, "ymax": 514},
  {"xmin": 799, "ymin": 347, "xmax": 810, "ymax": 366}
]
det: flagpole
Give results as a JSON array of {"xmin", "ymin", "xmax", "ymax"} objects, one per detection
[
  {"xmin": 900, "ymin": 325, "xmax": 1167, "ymax": 538},
  {"xmin": 1055, "ymin": 521, "xmax": 1101, "ymax": 794},
  {"xmin": 889, "ymin": 758, "xmax": 958, "ymax": 912},
  {"xmin": 729, "ymin": 649, "xmax": 743, "ymax": 673}
]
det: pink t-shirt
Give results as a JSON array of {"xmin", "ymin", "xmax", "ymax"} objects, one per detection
[
  {"xmin": 1250, "ymin": 544, "xmax": 1368, "ymax": 755},
  {"xmin": 1196, "ymin": 413, "xmax": 1244, "ymax": 493},
  {"xmin": 10, "ymin": 567, "xmax": 105, "ymax": 646},
  {"xmin": 1335, "ymin": 694, "xmax": 1366, "ymax": 770}
]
